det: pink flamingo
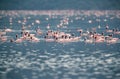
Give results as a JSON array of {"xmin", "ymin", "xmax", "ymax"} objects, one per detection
[
  {"xmin": 0, "ymin": 36, "xmax": 7, "ymax": 42},
  {"xmin": 5, "ymin": 28, "xmax": 12, "ymax": 32}
]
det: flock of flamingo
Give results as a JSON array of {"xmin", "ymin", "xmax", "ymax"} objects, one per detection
[{"xmin": 0, "ymin": 23, "xmax": 120, "ymax": 44}]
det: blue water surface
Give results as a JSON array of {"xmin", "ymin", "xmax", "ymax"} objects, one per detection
[{"xmin": 0, "ymin": 10, "xmax": 120, "ymax": 79}]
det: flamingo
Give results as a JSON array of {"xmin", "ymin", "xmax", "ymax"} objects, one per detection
[
  {"xmin": 85, "ymin": 39, "xmax": 93, "ymax": 43},
  {"xmin": 31, "ymin": 37, "xmax": 40, "ymax": 42},
  {"xmin": 56, "ymin": 36, "xmax": 80, "ymax": 43},
  {"xmin": 36, "ymin": 28, "xmax": 42, "ymax": 35},
  {"xmin": 0, "ymin": 36, "xmax": 7, "ymax": 42},
  {"xmin": 15, "ymin": 37, "xmax": 24, "ymax": 43},
  {"xmin": 106, "ymin": 38, "xmax": 119, "ymax": 44},
  {"xmin": 114, "ymin": 31, "xmax": 120, "ymax": 34},
  {"xmin": 5, "ymin": 28, "xmax": 12, "ymax": 32},
  {"xmin": 47, "ymin": 24, "xmax": 50, "ymax": 29}
]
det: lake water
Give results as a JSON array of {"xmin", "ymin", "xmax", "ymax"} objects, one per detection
[{"xmin": 0, "ymin": 10, "xmax": 120, "ymax": 79}]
